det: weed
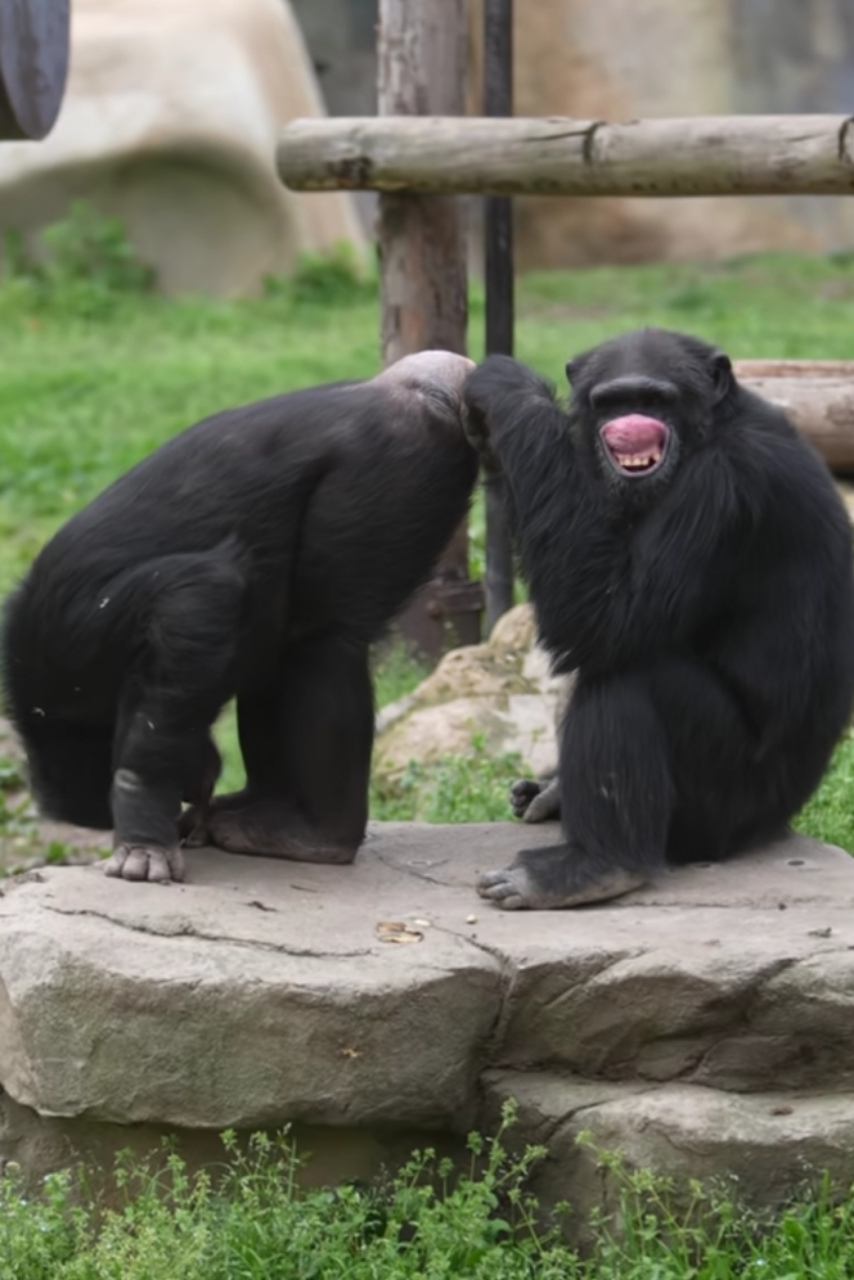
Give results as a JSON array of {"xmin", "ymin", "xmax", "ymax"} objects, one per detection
[
  {"xmin": 266, "ymin": 241, "xmax": 374, "ymax": 306},
  {"xmin": 371, "ymin": 734, "xmax": 528, "ymax": 822},
  {"xmin": 4, "ymin": 1114, "xmax": 854, "ymax": 1277},
  {"xmin": 3, "ymin": 201, "xmax": 154, "ymax": 319}
]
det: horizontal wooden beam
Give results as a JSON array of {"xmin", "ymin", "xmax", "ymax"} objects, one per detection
[
  {"xmin": 735, "ymin": 361, "xmax": 854, "ymax": 473},
  {"xmin": 278, "ymin": 114, "xmax": 854, "ymax": 197}
]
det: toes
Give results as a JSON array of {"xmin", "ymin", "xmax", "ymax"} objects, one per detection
[
  {"xmin": 179, "ymin": 810, "xmax": 209, "ymax": 848},
  {"xmin": 103, "ymin": 847, "xmax": 129, "ymax": 878},
  {"xmin": 523, "ymin": 791, "xmax": 558, "ymax": 823},
  {"xmin": 103, "ymin": 844, "xmax": 184, "ymax": 883},
  {"xmin": 121, "ymin": 848, "xmax": 151, "ymax": 880},
  {"xmin": 476, "ymin": 868, "xmax": 529, "ymax": 910},
  {"xmin": 509, "ymin": 779, "xmax": 544, "ymax": 820},
  {"xmin": 147, "ymin": 846, "xmax": 185, "ymax": 883}
]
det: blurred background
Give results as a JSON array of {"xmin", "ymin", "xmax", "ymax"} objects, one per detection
[{"xmin": 2, "ymin": 0, "xmax": 854, "ymax": 294}]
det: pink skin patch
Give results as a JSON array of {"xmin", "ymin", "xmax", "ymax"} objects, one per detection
[{"xmin": 600, "ymin": 414, "xmax": 669, "ymax": 476}]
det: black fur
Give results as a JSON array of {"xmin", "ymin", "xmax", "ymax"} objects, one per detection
[
  {"xmin": 463, "ymin": 328, "xmax": 854, "ymax": 909},
  {"xmin": 2, "ymin": 352, "xmax": 478, "ymax": 882}
]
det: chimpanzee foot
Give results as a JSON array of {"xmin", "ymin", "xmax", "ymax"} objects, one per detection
[
  {"xmin": 179, "ymin": 790, "xmax": 249, "ymax": 847},
  {"xmin": 208, "ymin": 801, "xmax": 359, "ymax": 864},
  {"xmin": 103, "ymin": 843, "xmax": 186, "ymax": 883},
  {"xmin": 509, "ymin": 776, "xmax": 561, "ymax": 823},
  {"xmin": 477, "ymin": 844, "xmax": 647, "ymax": 910}
]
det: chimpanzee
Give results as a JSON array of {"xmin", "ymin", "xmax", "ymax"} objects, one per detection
[
  {"xmin": 463, "ymin": 328, "xmax": 854, "ymax": 910},
  {"xmin": 2, "ymin": 350, "xmax": 478, "ymax": 884}
]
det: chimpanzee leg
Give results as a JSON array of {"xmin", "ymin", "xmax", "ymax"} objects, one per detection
[
  {"xmin": 103, "ymin": 554, "xmax": 245, "ymax": 882},
  {"xmin": 208, "ymin": 634, "xmax": 373, "ymax": 863},
  {"xmin": 648, "ymin": 656, "xmax": 761, "ymax": 863},
  {"xmin": 478, "ymin": 671, "xmax": 674, "ymax": 909},
  {"xmin": 178, "ymin": 692, "xmax": 276, "ymax": 846}
]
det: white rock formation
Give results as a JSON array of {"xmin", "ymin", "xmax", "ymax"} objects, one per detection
[
  {"xmin": 0, "ymin": 0, "xmax": 364, "ymax": 295},
  {"xmin": 375, "ymin": 604, "xmax": 567, "ymax": 790}
]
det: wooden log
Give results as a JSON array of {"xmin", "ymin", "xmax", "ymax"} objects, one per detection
[
  {"xmin": 735, "ymin": 362, "xmax": 854, "ymax": 473},
  {"xmin": 278, "ymin": 114, "xmax": 854, "ymax": 197},
  {"xmin": 377, "ymin": 0, "xmax": 482, "ymax": 656}
]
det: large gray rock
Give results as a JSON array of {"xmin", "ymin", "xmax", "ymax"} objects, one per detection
[
  {"xmin": 2, "ymin": 824, "xmax": 854, "ymax": 1133},
  {"xmin": 482, "ymin": 1070, "xmax": 854, "ymax": 1227}
]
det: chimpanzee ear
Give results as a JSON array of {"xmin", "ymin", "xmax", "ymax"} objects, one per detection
[
  {"xmin": 565, "ymin": 354, "xmax": 588, "ymax": 387},
  {"xmin": 712, "ymin": 351, "xmax": 734, "ymax": 403}
]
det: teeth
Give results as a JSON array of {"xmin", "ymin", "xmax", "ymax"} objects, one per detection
[{"xmin": 614, "ymin": 447, "xmax": 662, "ymax": 470}]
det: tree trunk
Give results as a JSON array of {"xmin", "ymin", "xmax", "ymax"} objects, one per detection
[{"xmin": 377, "ymin": 0, "xmax": 482, "ymax": 657}]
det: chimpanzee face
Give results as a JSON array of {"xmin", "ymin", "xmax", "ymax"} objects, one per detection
[{"xmin": 565, "ymin": 328, "xmax": 733, "ymax": 498}]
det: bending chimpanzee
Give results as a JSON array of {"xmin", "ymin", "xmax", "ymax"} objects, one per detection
[
  {"xmin": 2, "ymin": 351, "xmax": 478, "ymax": 884},
  {"xmin": 463, "ymin": 328, "xmax": 854, "ymax": 910}
]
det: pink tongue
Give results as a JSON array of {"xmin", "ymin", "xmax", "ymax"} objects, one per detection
[{"xmin": 601, "ymin": 414, "xmax": 667, "ymax": 453}]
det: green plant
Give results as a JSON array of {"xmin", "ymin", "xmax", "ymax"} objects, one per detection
[
  {"xmin": 371, "ymin": 734, "xmax": 528, "ymax": 822},
  {"xmin": 2, "ymin": 201, "xmax": 154, "ymax": 319},
  {"xmin": 576, "ymin": 1134, "xmax": 854, "ymax": 1279},
  {"xmin": 266, "ymin": 241, "xmax": 374, "ymax": 306},
  {"xmin": 0, "ymin": 1107, "xmax": 567, "ymax": 1279},
  {"xmin": 371, "ymin": 634, "xmax": 430, "ymax": 708},
  {"xmin": 41, "ymin": 201, "xmax": 155, "ymax": 296},
  {"xmin": 794, "ymin": 728, "xmax": 854, "ymax": 851}
]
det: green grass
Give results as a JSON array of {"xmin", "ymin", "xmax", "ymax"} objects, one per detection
[
  {"xmin": 5, "ymin": 246, "xmax": 854, "ymax": 595},
  {"xmin": 3, "ymin": 1115, "xmax": 854, "ymax": 1279},
  {"xmin": 370, "ymin": 734, "xmax": 529, "ymax": 823},
  {"xmin": 2, "ymin": 230, "xmax": 854, "ymax": 838}
]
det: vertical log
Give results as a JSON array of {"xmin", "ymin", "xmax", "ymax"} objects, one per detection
[
  {"xmin": 483, "ymin": 0, "xmax": 515, "ymax": 633},
  {"xmin": 378, "ymin": 0, "xmax": 482, "ymax": 657}
]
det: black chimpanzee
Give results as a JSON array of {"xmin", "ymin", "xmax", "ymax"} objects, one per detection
[
  {"xmin": 2, "ymin": 350, "xmax": 478, "ymax": 884},
  {"xmin": 463, "ymin": 328, "xmax": 854, "ymax": 910}
]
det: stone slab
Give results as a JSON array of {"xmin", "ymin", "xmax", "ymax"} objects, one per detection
[
  {"xmin": 1, "ymin": 824, "xmax": 854, "ymax": 1129},
  {"xmin": 483, "ymin": 1068, "xmax": 854, "ymax": 1224}
]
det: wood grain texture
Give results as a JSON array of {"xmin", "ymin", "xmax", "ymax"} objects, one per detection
[{"xmin": 279, "ymin": 114, "xmax": 854, "ymax": 196}]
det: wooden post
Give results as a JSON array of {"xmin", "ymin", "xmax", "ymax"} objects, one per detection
[
  {"xmin": 483, "ymin": 0, "xmax": 515, "ymax": 634},
  {"xmin": 378, "ymin": 0, "xmax": 482, "ymax": 657}
]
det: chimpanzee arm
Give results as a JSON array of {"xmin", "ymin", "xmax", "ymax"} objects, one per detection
[{"xmin": 464, "ymin": 357, "xmax": 615, "ymax": 661}]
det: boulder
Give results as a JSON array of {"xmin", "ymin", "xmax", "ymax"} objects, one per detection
[
  {"xmin": 375, "ymin": 604, "xmax": 565, "ymax": 787},
  {"xmin": 3, "ymin": 825, "xmax": 854, "ymax": 1216},
  {"xmin": 0, "ymin": 0, "xmax": 364, "ymax": 296},
  {"xmin": 482, "ymin": 1071, "xmax": 854, "ymax": 1230}
]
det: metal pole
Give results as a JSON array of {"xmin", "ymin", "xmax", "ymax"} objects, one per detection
[{"xmin": 483, "ymin": 0, "xmax": 515, "ymax": 633}]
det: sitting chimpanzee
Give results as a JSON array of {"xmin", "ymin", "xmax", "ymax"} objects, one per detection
[
  {"xmin": 463, "ymin": 328, "xmax": 854, "ymax": 910},
  {"xmin": 2, "ymin": 351, "xmax": 478, "ymax": 884}
]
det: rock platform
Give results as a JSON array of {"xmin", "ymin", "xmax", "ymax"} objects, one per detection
[{"xmin": 2, "ymin": 821, "xmax": 854, "ymax": 1218}]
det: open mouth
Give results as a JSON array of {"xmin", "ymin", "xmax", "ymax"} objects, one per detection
[{"xmin": 600, "ymin": 414, "xmax": 669, "ymax": 477}]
